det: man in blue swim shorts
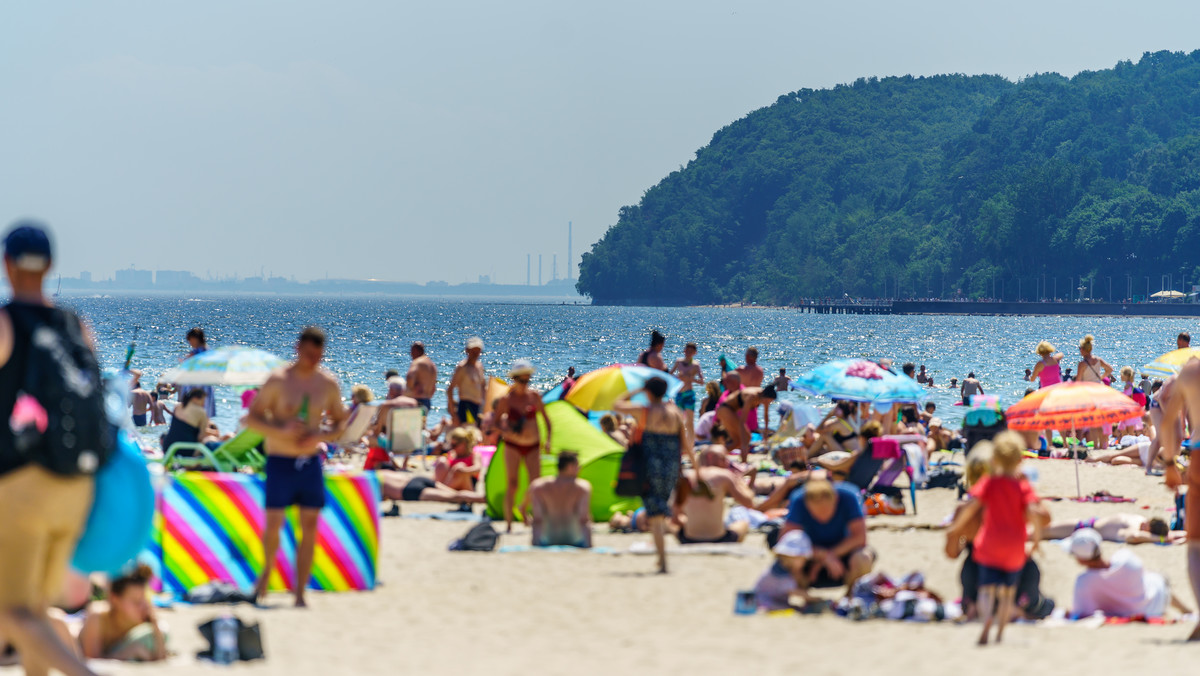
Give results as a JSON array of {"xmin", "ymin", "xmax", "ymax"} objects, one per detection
[
  {"xmin": 670, "ymin": 342, "xmax": 704, "ymax": 439},
  {"xmin": 247, "ymin": 326, "xmax": 349, "ymax": 607}
]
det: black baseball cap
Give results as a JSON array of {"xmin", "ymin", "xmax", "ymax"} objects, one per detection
[{"xmin": 3, "ymin": 221, "xmax": 53, "ymax": 272}]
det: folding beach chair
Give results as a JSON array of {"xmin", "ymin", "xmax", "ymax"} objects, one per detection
[
  {"xmin": 161, "ymin": 428, "xmax": 265, "ymax": 473},
  {"xmin": 387, "ymin": 407, "xmax": 425, "ymax": 468},
  {"xmin": 843, "ymin": 438, "xmax": 920, "ymax": 515},
  {"xmin": 330, "ymin": 403, "xmax": 379, "ymax": 458}
]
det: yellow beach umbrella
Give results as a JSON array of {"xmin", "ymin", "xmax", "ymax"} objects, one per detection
[
  {"xmin": 1142, "ymin": 347, "xmax": 1200, "ymax": 378},
  {"xmin": 564, "ymin": 364, "xmax": 683, "ymax": 412}
]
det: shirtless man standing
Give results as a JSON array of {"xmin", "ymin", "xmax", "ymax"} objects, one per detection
[
  {"xmin": 129, "ymin": 371, "xmax": 152, "ymax": 427},
  {"xmin": 447, "ymin": 337, "xmax": 486, "ymax": 427},
  {"xmin": 495, "ymin": 360, "xmax": 552, "ymax": 533},
  {"xmin": 1158, "ymin": 356, "xmax": 1200, "ymax": 640},
  {"xmin": 637, "ymin": 331, "xmax": 666, "ymax": 371},
  {"xmin": 247, "ymin": 327, "xmax": 348, "ymax": 607},
  {"xmin": 669, "ymin": 342, "xmax": 704, "ymax": 439},
  {"xmin": 737, "ymin": 347, "xmax": 767, "ymax": 432},
  {"xmin": 674, "ymin": 446, "xmax": 755, "ymax": 543},
  {"xmin": 528, "ymin": 451, "xmax": 592, "ymax": 548},
  {"xmin": 406, "ymin": 342, "xmax": 437, "ymax": 415}
]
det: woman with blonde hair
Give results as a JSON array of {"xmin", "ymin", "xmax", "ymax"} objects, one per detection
[
  {"xmin": 1077, "ymin": 335, "xmax": 1115, "ymax": 449},
  {"xmin": 433, "ymin": 425, "xmax": 483, "ymax": 492},
  {"xmin": 1027, "ymin": 341, "xmax": 1063, "ymax": 388}
]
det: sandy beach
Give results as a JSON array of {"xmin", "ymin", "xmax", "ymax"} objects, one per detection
[{"xmin": 25, "ymin": 455, "xmax": 1191, "ymax": 676}]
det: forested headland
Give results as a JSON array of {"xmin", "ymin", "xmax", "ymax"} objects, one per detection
[{"xmin": 577, "ymin": 51, "xmax": 1200, "ymax": 305}]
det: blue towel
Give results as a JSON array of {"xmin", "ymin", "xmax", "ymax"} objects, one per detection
[{"xmin": 498, "ymin": 545, "xmax": 616, "ymax": 554}]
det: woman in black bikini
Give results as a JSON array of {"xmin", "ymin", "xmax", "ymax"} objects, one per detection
[{"xmin": 495, "ymin": 359, "xmax": 552, "ymax": 533}]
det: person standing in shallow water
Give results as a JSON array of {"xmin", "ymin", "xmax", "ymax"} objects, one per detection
[
  {"xmin": 637, "ymin": 331, "xmax": 666, "ymax": 371},
  {"xmin": 670, "ymin": 342, "xmax": 704, "ymax": 440},
  {"xmin": 180, "ymin": 327, "xmax": 216, "ymax": 418},
  {"xmin": 960, "ymin": 372, "xmax": 984, "ymax": 406}
]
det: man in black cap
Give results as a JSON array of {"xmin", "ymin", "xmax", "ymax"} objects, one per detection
[{"xmin": 0, "ymin": 220, "xmax": 100, "ymax": 675}]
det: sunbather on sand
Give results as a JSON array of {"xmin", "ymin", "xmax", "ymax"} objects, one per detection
[
  {"xmin": 376, "ymin": 470, "xmax": 485, "ymax": 504},
  {"xmin": 673, "ymin": 442, "xmax": 755, "ymax": 544},
  {"xmin": 1041, "ymin": 514, "xmax": 1187, "ymax": 545},
  {"xmin": 79, "ymin": 565, "xmax": 166, "ymax": 663}
]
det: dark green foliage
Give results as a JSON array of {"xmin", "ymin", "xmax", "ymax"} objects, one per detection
[{"xmin": 577, "ymin": 51, "xmax": 1200, "ymax": 304}]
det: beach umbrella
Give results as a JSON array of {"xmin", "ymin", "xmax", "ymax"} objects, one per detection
[
  {"xmin": 1141, "ymin": 347, "xmax": 1200, "ymax": 378},
  {"xmin": 792, "ymin": 358, "xmax": 925, "ymax": 404},
  {"xmin": 1150, "ymin": 290, "xmax": 1185, "ymax": 299},
  {"xmin": 1006, "ymin": 382, "xmax": 1144, "ymax": 499},
  {"xmin": 564, "ymin": 364, "xmax": 683, "ymax": 411},
  {"xmin": 160, "ymin": 346, "xmax": 287, "ymax": 387},
  {"xmin": 1006, "ymin": 382, "xmax": 1142, "ymax": 431}
]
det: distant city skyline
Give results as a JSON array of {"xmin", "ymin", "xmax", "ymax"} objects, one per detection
[{"xmin": 5, "ymin": 1, "xmax": 1200, "ymax": 283}]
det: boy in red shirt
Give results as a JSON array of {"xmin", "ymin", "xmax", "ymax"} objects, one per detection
[{"xmin": 947, "ymin": 431, "xmax": 1048, "ymax": 645}]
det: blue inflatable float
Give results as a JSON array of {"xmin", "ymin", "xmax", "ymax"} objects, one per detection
[{"xmin": 71, "ymin": 431, "xmax": 155, "ymax": 575}]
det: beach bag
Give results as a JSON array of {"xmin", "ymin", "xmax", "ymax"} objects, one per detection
[
  {"xmin": 450, "ymin": 522, "xmax": 499, "ymax": 552},
  {"xmin": 4, "ymin": 304, "xmax": 113, "ymax": 476},
  {"xmin": 924, "ymin": 465, "xmax": 961, "ymax": 489},
  {"xmin": 864, "ymin": 493, "xmax": 905, "ymax": 516},
  {"xmin": 614, "ymin": 412, "xmax": 648, "ymax": 497},
  {"xmin": 198, "ymin": 616, "xmax": 265, "ymax": 662}
]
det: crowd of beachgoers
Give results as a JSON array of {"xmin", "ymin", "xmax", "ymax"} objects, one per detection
[{"xmin": 2, "ymin": 220, "xmax": 1199, "ymax": 675}]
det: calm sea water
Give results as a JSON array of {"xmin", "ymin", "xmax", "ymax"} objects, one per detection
[{"xmin": 61, "ymin": 293, "xmax": 1194, "ymax": 432}]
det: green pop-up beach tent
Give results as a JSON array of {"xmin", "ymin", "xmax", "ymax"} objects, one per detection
[{"xmin": 485, "ymin": 400, "xmax": 641, "ymax": 523}]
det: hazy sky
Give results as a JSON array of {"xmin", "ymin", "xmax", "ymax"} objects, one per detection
[{"xmin": 3, "ymin": 1, "xmax": 1199, "ymax": 284}]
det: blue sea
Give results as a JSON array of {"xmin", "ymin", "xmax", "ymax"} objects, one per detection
[{"xmin": 63, "ymin": 293, "xmax": 1193, "ymax": 432}]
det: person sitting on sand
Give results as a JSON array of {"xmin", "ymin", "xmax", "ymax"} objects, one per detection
[
  {"xmin": 528, "ymin": 451, "xmax": 592, "ymax": 548},
  {"xmin": 754, "ymin": 530, "xmax": 816, "ymax": 611},
  {"xmin": 160, "ymin": 389, "xmax": 210, "ymax": 455},
  {"xmin": 599, "ymin": 413, "xmax": 630, "ymax": 448},
  {"xmin": 1067, "ymin": 528, "xmax": 1191, "ymax": 619},
  {"xmin": 375, "ymin": 470, "xmax": 486, "ymax": 505},
  {"xmin": 1041, "ymin": 514, "xmax": 1187, "ymax": 545},
  {"xmin": 79, "ymin": 564, "xmax": 167, "ymax": 663},
  {"xmin": 779, "ymin": 479, "xmax": 874, "ymax": 597},
  {"xmin": 610, "ymin": 507, "xmax": 650, "ymax": 533},
  {"xmin": 698, "ymin": 380, "xmax": 721, "ymax": 415},
  {"xmin": 433, "ymin": 426, "xmax": 483, "ymax": 491},
  {"xmin": 673, "ymin": 442, "xmax": 756, "ymax": 544},
  {"xmin": 804, "ymin": 400, "xmax": 862, "ymax": 461}
]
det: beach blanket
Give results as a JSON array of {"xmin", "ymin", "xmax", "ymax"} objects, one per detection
[
  {"xmin": 149, "ymin": 472, "xmax": 380, "ymax": 595},
  {"xmin": 627, "ymin": 541, "xmax": 763, "ymax": 557},
  {"xmin": 403, "ymin": 511, "xmax": 486, "ymax": 522},
  {"xmin": 498, "ymin": 545, "xmax": 617, "ymax": 554}
]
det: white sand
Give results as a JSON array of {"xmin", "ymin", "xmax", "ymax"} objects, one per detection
[{"xmin": 10, "ymin": 458, "xmax": 1196, "ymax": 675}]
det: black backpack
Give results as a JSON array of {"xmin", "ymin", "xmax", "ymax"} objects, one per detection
[
  {"xmin": 7, "ymin": 305, "xmax": 113, "ymax": 475},
  {"xmin": 449, "ymin": 522, "xmax": 499, "ymax": 552}
]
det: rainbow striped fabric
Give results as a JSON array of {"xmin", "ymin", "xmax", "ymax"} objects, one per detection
[{"xmin": 149, "ymin": 472, "xmax": 380, "ymax": 594}]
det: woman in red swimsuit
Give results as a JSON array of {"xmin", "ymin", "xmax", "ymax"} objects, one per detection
[
  {"xmin": 434, "ymin": 426, "xmax": 483, "ymax": 491},
  {"xmin": 495, "ymin": 360, "xmax": 553, "ymax": 533}
]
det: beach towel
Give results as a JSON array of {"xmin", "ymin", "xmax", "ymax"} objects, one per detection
[
  {"xmin": 627, "ymin": 541, "xmax": 763, "ymax": 557},
  {"xmin": 497, "ymin": 545, "xmax": 617, "ymax": 554},
  {"xmin": 403, "ymin": 511, "xmax": 486, "ymax": 522}
]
